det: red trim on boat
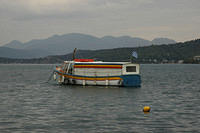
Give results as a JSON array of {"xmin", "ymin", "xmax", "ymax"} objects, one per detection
[{"xmin": 74, "ymin": 59, "xmax": 94, "ymax": 62}]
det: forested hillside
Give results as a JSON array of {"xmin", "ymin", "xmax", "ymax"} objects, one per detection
[{"xmin": 0, "ymin": 39, "xmax": 199, "ymax": 64}]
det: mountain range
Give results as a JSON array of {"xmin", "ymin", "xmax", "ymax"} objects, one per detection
[
  {"xmin": 0, "ymin": 38, "xmax": 199, "ymax": 64},
  {"xmin": 0, "ymin": 33, "xmax": 176, "ymax": 59}
]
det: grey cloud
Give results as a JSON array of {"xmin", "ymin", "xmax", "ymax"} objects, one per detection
[{"xmin": 0, "ymin": 0, "xmax": 200, "ymax": 45}]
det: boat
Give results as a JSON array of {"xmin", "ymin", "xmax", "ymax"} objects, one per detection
[{"xmin": 53, "ymin": 58, "xmax": 141, "ymax": 87}]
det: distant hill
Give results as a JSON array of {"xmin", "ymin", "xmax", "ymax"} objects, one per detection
[
  {"xmin": 2, "ymin": 33, "xmax": 176, "ymax": 58},
  {"xmin": 0, "ymin": 39, "xmax": 199, "ymax": 64},
  {"xmin": 152, "ymin": 38, "xmax": 176, "ymax": 45},
  {"xmin": 4, "ymin": 40, "xmax": 25, "ymax": 49},
  {"xmin": 52, "ymin": 39, "xmax": 200, "ymax": 63},
  {"xmin": 0, "ymin": 47, "xmax": 52, "ymax": 59}
]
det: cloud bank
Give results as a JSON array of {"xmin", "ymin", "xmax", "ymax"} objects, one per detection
[{"xmin": 0, "ymin": 0, "xmax": 200, "ymax": 45}]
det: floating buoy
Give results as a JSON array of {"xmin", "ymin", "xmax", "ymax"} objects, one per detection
[{"xmin": 143, "ymin": 106, "xmax": 151, "ymax": 112}]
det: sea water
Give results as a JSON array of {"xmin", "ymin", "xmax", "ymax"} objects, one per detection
[{"xmin": 0, "ymin": 64, "xmax": 199, "ymax": 133}]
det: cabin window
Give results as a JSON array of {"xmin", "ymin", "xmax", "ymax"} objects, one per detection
[{"xmin": 126, "ymin": 66, "xmax": 136, "ymax": 72}]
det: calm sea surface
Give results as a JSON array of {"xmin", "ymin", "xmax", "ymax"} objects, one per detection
[{"xmin": 0, "ymin": 64, "xmax": 199, "ymax": 133}]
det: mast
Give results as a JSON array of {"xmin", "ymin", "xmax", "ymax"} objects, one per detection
[{"xmin": 72, "ymin": 48, "xmax": 77, "ymax": 60}]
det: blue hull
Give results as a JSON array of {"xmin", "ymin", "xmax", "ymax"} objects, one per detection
[{"xmin": 121, "ymin": 75, "xmax": 141, "ymax": 87}]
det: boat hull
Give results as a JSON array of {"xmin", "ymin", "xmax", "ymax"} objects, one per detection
[{"xmin": 54, "ymin": 71, "xmax": 141, "ymax": 87}]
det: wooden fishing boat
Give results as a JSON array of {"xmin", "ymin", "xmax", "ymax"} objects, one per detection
[{"xmin": 53, "ymin": 58, "xmax": 141, "ymax": 87}]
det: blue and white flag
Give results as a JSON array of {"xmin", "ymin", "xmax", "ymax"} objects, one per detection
[{"xmin": 132, "ymin": 51, "xmax": 138, "ymax": 59}]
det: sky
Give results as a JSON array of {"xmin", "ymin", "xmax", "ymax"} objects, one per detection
[{"xmin": 0, "ymin": 0, "xmax": 200, "ymax": 46}]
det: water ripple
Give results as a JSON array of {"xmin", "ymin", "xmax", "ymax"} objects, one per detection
[{"xmin": 0, "ymin": 64, "xmax": 200, "ymax": 132}]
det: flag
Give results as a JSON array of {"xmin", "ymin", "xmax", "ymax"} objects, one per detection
[{"xmin": 132, "ymin": 51, "xmax": 138, "ymax": 59}]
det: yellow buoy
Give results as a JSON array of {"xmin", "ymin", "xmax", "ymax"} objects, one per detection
[{"xmin": 143, "ymin": 106, "xmax": 151, "ymax": 112}]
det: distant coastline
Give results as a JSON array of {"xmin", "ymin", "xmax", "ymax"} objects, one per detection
[{"xmin": 0, "ymin": 38, "xmax": 200, "ymax": 64}]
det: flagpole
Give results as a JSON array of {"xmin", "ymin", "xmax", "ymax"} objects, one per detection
[{"xmin": 130, "ymin": 55, "xmax": 132, "ymax": 63}]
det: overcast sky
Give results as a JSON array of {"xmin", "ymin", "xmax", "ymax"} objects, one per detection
[{"xmin": 0, "ymin": 0, "xmax": 200, "ymax": 46}]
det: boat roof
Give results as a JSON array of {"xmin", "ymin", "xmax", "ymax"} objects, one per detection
[{"xmin": 64, "ymin": 61, "xmax": 137, "ymax": 65}]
